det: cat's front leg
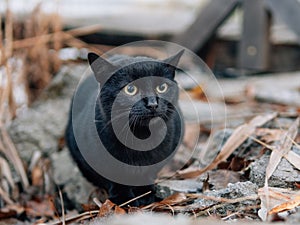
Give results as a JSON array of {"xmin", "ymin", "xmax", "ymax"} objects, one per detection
[
  {"xmin": 133, "ymin": 184, "xmax": 157, "ymax": 206},
  {"xmin": 108, "ymin": 183, "xmax": 136, "ymax": 206}
]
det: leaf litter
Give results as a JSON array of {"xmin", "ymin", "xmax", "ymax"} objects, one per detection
[{"xmin": 0, "ymin": 4, "xmax": 300, "ymax": 223}]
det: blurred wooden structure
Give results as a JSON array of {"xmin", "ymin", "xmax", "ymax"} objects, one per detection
[{"xmin": 173, "ymin": 0, "xmax": 300, "ymax": 73}]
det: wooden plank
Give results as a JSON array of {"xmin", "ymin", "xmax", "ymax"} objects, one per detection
[
  {"xmin": 171, "ymin": 0, "xmax": 239, "ymax": 52},
  {"xmin": 267, "ymin": 0, "xmax": 300, "ymax": 44},
  {"xmin": 238, "ymin": 0, "xmax": 271, "ymax": 71}
]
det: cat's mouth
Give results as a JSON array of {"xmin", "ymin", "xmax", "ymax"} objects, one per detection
[{"xmin": 131, "ymin": 112, "xmax": 164, "ymax": 119}]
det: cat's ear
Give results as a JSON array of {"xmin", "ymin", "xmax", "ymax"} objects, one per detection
[
  {"xmin": 163, "ymin": 49, "xmax": 184, "ymax": 77},
  {"xmin": 88, "ymin": 52, "xmax": 117, "ymax": 83}
]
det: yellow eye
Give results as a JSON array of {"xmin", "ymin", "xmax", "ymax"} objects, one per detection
[
  {"xmin": 124, "ymin": 84, "xmax": 138, "ymax": 95},
  {"xmin": 156, "ymin": 83, "xmax": 168, "ymax": 93}
]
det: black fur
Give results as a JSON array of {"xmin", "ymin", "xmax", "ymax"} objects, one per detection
[{"xmin": 65, "ymin": 52, "xmax": 184, "ymax": 206}]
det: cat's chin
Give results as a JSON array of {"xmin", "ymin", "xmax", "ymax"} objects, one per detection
[{"xmin": 133, "ymin": 113, "xmax": 164, "ymax": 121}]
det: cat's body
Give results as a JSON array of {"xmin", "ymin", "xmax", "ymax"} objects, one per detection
[{"xmin": 65, "ymin": 51, "xmax": 184, "ymax": 206}]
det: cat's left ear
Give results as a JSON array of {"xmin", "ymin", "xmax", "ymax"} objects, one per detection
[
  {"xmin": 163, "ymin": 49, "xmax": 184, "ymax": 77},
  {"xmin": 88, "ymin": 52, "xmax": 117, "ymax": 84}
]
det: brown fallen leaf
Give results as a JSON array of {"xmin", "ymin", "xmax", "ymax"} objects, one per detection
[
  {"xmin": 265, "ymin": 117, "xmax": 299, "ymax": 184},
  {"xmin": 32, "ymin": 165, "xmax": 43, "ymax": 187},
  {"xmin": 160, "ymin": 192, "xmax": 187, "ymax": 205},
  {"xmin": 269, "ymin": 195, "xmax": 300, "ymax": 215},
  {"xmin": 0, "ymin": 208, "xmax": 17, "ymax": 220},
  {"xmin": 258, "ymin": 118, "xmax": 299, "ymax": 221},
  {"xmin": 98, "ymin": 199, "xmax": 126, "ymax": 217},
  {"xmin": 25, "ymin": 198, "xmax": 54, "ymax": 218},
  {"xmin": 114, "ymin": 205, "xmax": 126, "ymax": 215},
  {"xmin": 258, "ymin": 187, "xmax": 300, "ymax": 221},
  {"xmin": 188, "ymin": 85, "xmax": 207, "ymax": 101},
  {"xmin": 81, "ymin": 203, "xmax": 99, "ymax": 212},
  {"xmin": 255, "ymin": 128, "xmax": 284, "ymax": 144},
  {"xmin": 176, "ymin": 113, "xmax": 277, "ymax": 179},
  {"xmin": 98, "ymin": 199, "xmax": 115, "ymax": 217},
  {"xmin": 203, "ymin": 170, "xmax": 240, "ymax": 190},
  {"xmin": 143, "ymin": 193, "xmax": 189, "ymax": 210}
]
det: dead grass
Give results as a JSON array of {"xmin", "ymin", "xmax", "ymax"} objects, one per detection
[
  {"xmin": 0, "ymin": 2, "xmax": 111, "ymax": 220},
  {"xmin": 0, "ymin": 2, "xmax": 64, "ymax": 213}
]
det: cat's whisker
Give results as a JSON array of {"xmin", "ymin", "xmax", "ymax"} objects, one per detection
[
  {"xmin": 96, "ymin": 111, "xmax": 131, "ymax": 133},
  {"xmin": 131, "ymin": 115, "xmax": 139, "ymax": 147}
]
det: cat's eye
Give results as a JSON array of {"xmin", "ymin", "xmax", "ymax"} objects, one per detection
[
  {"xmin": 124, "ymin": 84, "xmax": 138, "ymax": 95},
  {"xmin": 156, "ymin": 83, "xmax": 168, "ymax": 93}
]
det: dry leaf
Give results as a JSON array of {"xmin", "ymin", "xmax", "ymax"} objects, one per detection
[
  {"xmin": 255, "ymin": 128, "xmax": 284, "ymax": 143},
  {"xmin": 205, "ymin": 170, "xmax": 240, "ymax": 190},
  {"xmin": 160, "ymin": 193, "xmax": 187, "ymax": 205},
  {"xmin": 258, "ymin": 118, "xmax": 299, "ymax": 221},
  {"xmin": 114, "ymin": 205, "xmax": 126, "ymax": 215},
  {"xmin": 98, "ymin": 199, "xmax": 115, "ymax": 217},
  {"xmin": 269, "ymin": 195, "xmax": 300, "ymax": 215},
  {"xmin": 265, "ymin": 117, "xmax": 299, "ymax": 182},
  {"xmin": 81, "ymin": 203, "xmax": 99, "ymax": 212},
  {"xmin": 177, "ymin": 113, "xmax": 277, "ymax": 179},
  {"xmin": 188, "ymin": 85, "xmax": 206, "ymax": 101},
  {"xmin": 258, "ymin": 187, "xmax": 300, "ymax": 220},
  {"xmin": 32, "ymin": 166, "xmax": 43, "ymax": 187},
  {"xmin": 0, "ymin": 208, "xmax": 17, "ymax": 220},
  {"xmin": 143, "ymin": 193, "xmax": 188, "ymax": 210},
  {"xmin": 284, "ymin": 150, "xmax": 300, "ymax": 170},
  {"xmin": 0, "ymin": 156, "xmax": 15, "ymax": 188},
  {"xmin": 25, "ymin": 199, "xmax": 54, "ymax": 218}
]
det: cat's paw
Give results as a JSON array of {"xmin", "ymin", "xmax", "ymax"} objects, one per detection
[{"xmin": 134, "ymin": 193, "xmax": 156, "ymax": 206}]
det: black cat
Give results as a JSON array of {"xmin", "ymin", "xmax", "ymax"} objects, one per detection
[{"xmin": 65, "ymin": 50, "xmax": 184, "ymax": 206}]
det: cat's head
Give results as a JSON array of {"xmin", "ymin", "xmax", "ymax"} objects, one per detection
[{"xmin": 88, "ymin": 51, "xmax": 184, "ymax": 123}]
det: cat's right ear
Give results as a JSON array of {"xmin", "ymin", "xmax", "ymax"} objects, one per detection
[{"xmin": 88, "ymin": 53, "xmax": 117, "ymax": 84}]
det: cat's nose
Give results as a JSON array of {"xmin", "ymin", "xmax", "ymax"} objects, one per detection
[{"xmin": 146, "ymin": 97, "xmax": 158, "ymax": 110}]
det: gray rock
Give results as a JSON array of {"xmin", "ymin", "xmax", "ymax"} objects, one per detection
[
  {"xmin": 156, "ymin": 179, "xmax": 203, "ymax": 199},
  {"xmin": 8, "ymin": 64, "xmax": 95, "ymax": 208},
  {"xmin": 8, "ymin": 65, "xmax": 87, "ymax": 162},
  {"xmin": 250, "ymin": 153, "xmax": 300, "ymax": 188},
  {"xmin": 187, "ymin": 181, "xmax": 258, "ymax": 215},
  {"xmin": 51, "ymin": 148, "xmax": 95, "ymax": 208}
]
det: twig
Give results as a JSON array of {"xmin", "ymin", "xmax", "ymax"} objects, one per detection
[
  {"xmin": 47, "ymin": 210, "xmax": 99, "ymax": 225},
  {"xmin": 58, "ymin": 189, "xmax": 65, "ymax": 225},
  {"xmin": 0, "ymin": 185, "xmax": 14, "ymax": 205},
  {"xmin": 248, "ymin": 136, "xmax": 274, "ymax": 150},
  {"xmin": 13, "ymin": 24, "xmax": 103, "ymax": 49},
  {"xmin": 62, "ymin": 32, "xmax": 103, "ymax": 55},
  {"xmin": 119, "ymin": 191, "xmax": 152, "ymax": 207},
  {"xmin": 93, "ymin": 197, "xmax": 103, "ymax": 208},
  {"xmin": 187, "ymin": 194, "xmax": 259, "ymax": 204},
  {"xmin": 4, "ymin": 5, "xmax": 13, "ymax": 59}
]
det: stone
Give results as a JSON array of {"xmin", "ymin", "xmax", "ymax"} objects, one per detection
[
  {"xmin": 51, "ymin": 148, "xmax": 95, "ymax": 209},
  {"xmin": 8, "ymin": 64, "xmax": 86, "ymax": 162},
  {"xmin": 8, "ymin": 64, "xmax": 94, "ymax": 209},
  {"xmin": 249, "ymin": 152, "xmax": 300, "ymax": 188},
  {"xmin": 156, "ymin": 179, "xmax": 203, "ymax": 199},
  {"xmin": 187, "ymin": 181, "xmax": 258, "ymax": 216}
]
